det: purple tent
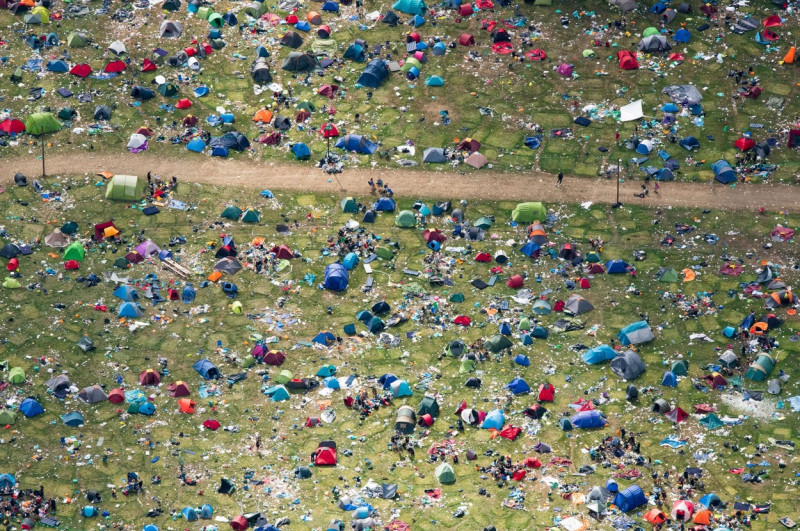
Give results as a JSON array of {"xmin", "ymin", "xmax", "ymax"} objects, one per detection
[
  {"xmin": 557, "ymin": 63, "xmax": 573, "ymax": 76},
  {"xmin": 135, "ymin": 240, "xmax": 161, "ymax": 257}
]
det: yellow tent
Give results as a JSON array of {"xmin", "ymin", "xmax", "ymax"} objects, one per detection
[
  {"xmin": 682, "ymin": 268, "xmax": 695, "ymax": 282},
  {"xmin": 103, "ymin": 226, "xmax": 120, "ymax": 238}
]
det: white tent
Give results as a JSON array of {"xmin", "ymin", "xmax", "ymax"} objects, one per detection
[
  {"xmin": 620, "ymin": 100, "xmax": 644, "ymax": 122},
  {"xmin": 127, "ymin": 134, "xmax": 147, "ymax": 150}
]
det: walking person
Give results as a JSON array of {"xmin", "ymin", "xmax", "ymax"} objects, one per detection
[{"xmin": 557, "ymin": 172, "xmax": 563, "ymax": 186}]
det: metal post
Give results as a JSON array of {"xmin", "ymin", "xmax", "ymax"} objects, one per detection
[
  {"xmin": 41, "ymin": 140, "xmax": 46, "ymax": 178},
  {"xmin": 614, "ymin": 158, "xmax": 622, "ymax": 208}
]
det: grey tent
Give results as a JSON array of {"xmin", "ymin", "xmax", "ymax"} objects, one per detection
[
  {"xmin": 768, "ymin": 379, "xmax": 781, "ymax": 395},
  {"xmin": 610, "ymin": 0, "xmax": 637, "ymax": 11},
  {"xmin": 93, "ymin": 106, "xmax": 111, "ymax": 120},
  {"xmin": 46, "ymin": 375, "xmax": 71, "ymax": 395},
  {"xmin": 214, "ymin": 258, "xmax": 242, "ymax": 274},
  {"xmin": 464, "ymin": 227, "xmax": 484, "ymax": 241},
  {"xmin": 281, "ymin": 52, "xmax": 320, "ymax": 73},
  {"xmin": 652, "ymin": 398, "xmax": 671, "ymax": 414},
  {"xmin": 610, "ymin": 351, "xmax": 646, "ymax": 380},
  {"xmin": 108, "ymin": 40, "xmax": 126, "ymax": 56},
  {"xmin": 637, "ymin": 35, "xmax": 672, "ymax": 52},
  {"xmin": 78, "ymin": 385, "xmax": 108, "ymax": 404},
  {"xmin": 357, "ymin": 59, "xmax": 389, "ymax": 88},
  {"xmin": 251, "ymin": 59, "xmax": 272, "ymax": 84},
  {"xmin": 131, "ymin": 85, "xmax": 156, "ymax": 101},
  {"xmin": 77, "ymin": 336, "xmax": 95, "ymax": 352},
  {"xmin": 44, "ymin": 229, "xmax": 69, "ymax": 248},
  {"xmin": 382, "ymin": 9, "xmax": 399, "ymax": 25},
  {"xmin": 564, "ymin": 294, "xmax": 594, "ymax": 316},
  {"xmin": 662, "ymin": 84, "xmax": 702, "ymax": 104},
  {"xmin": 159, "ymin": 20, "xmax": 183, "ymax": 38},
  {"xmin": 395, "ymin": 405, "xmax": 416, "ymax": 434},
  {"xmin": 280, "ymin": 31, "xmax": 304, "ymax": 49},
  {"xmin": 423, "ymin": 147, "xmax": 447, "ymax": 163},
  {"xmin": 718, "ymin": 350, "xmax": 738, "ymax": 367}
]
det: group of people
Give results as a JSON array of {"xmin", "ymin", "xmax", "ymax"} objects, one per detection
[
  {"xmin": 367, "ymin": 178, "xmax": 393, "ymax": 197},
  {"xmin": 145, "ymin": 172, "xmax": 178, "ymax": 201}
]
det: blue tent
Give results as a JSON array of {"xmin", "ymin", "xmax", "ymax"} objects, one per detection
[
  {"xmin": 209, "ymin": 28, "xmax": 222, "ymax": 39},
  {"xmin": 519, "ymin": 241, "xmax": 540, "ymax": 257},
  {"xmin": 605, "ymin": 259, "xmax": 630, "ymax": 274},
  {"xmin": 673, "ymin": 28, "xmax": 691, "ymax": 42},
  {"xmin": 0, "ymin": 475, "xmax": 15, "ymax": 489},
  {"xmin": 62, "ymin": 411, "xmax": 84, "ymax": 426},
  {"xmin": 144, "ymin": 525, "xmax": 160, "ymax": 531},
  {"xmin": 344, "ymin": 43, "xmax": 366, "ymax": 62},
  {"xmin": 405, "ymin": 66, "xmax": 419, "ymax": 80},
  {"xmin": 118, "ymin": 302, "xmax": 143, "ymax": 318},
  {"xmin": 187, "ymin": 138, "xmax": 206, "ymax": 152},
  {"xmin": 264, "ymin": 385, "xmax": 289, "ymax": 401},
  {"xmin": 582, "ymin": 345, "xmax": 617, "ymax": 364},
  {"xmin": 256, "ymin": 44, "xmax": 270, "ymax": 58},
  {"xmin": 291, "ymin": 143, "xmax": 311, "ymax": 160},
  {"xmin": 481, "ymin": 409, "xmax": 504, "ymax": 430},
  {"xmin": 636, "ymin": 142, "xmax": 653, "ymax": 155},
  {"xmin": 513, "ymin": 354, "xmax": 530, "ymax": 366},
  {"xmin": 138, "ymin": 402, "xmax": 155, "ymax": 415},
  {"xmin": 661, "ymin": 102, "xmax": 679, "ymax": 113},
  {"xmin": 193, "ymin": 359, "xmax": 221, "ymax": 380},
  {"xmin": 220, "ymin": 113, "xmax": 235, "ymax": 123},
  {"xmin": 47, "ymin": 60, "xmax": 69, "ymax": 72},
  {"xmin": 649, "ymin": 2, "xmax": 666, "ymax": 13},
  {"xmin": 374, "ymin": 197, "xmax": 396, "ymax": 211},
  {"xmin": 313, "ymin": 331, "xmax": 336, "ymax": 345},
  {"xmin": 520, "ymin": 333, "xmax": 533, "ymax": 345},
  {"xmin": 392, "ymin": 0, "xmax": 427, "ymax": 15},
  {"xmin": 321, "ymin": 0, "xmax": 339, "ymax": 11},
  {"xmin": 113, "ymin": 285, "xmax": 138, "ymax": 301},
  {"xmin": 432, "ymin": 41, "xmax": 447, "ymax": 56},
  {"xmin": 324, "ymin": 263, "xmax": 349, "ymax": 291},
  {"xmin": 182, "ymin": 285, "xmax": 196, "ymax": 303},
  {"xmin": 182, "ymin": 507, "xmax": 198, "ymax": 521},
  {"xmin": 83, "ymin": 506, "xmax": 98, "ymax": 517},
  {"xmin": 571, "ymin": 410, "xmax": 607, "ymax": 429},
  {"xmin": 613, "ymin": 485, "xmax": 646, "ymax": 512},
  {"xmin": 336, "ymin": 134, "xmax": 377, "ymax": 154},
  {"xmin": 379, "ymin": 373, "xmax": 398, "ymax": 389},
  {"xmin": 712, "ymin": 159, "xmax": 736, "ymax": 184},
  {"xmin": 357, "ymin": 59, "xmax": 389, "ymax": 88},
  {"xmin": 524, "ymin": 136, "xmax": 542, "ymax": 149},
  {"xmin": 390, "ymin": 380, "xmax": 412, "ymax": 397},
  {"xmin": 532, "ymin": 326, "xmax": 548, "ymax": 339},
  {"xmin": 606, "ymin": 479, "xmax": 618, "ymax": 492},
  {"xmin": 194, "ymin": 86, "xmax": 209, "ymax": 97},
  {"xmin": 656, "ymin": 168, "xmax": 675, "ymax": 181},
  {"xmin": 411, "ymin": 14, "xmax": 426, "ymax": 26},
  {"xmin": 323, "ymin": 377, "xmax": 340, "ymax": 389},
  {"xmin": 222, "ymin": 12, "xmax": 237, "ymax": 25},
  {"xmin": 617, "ymin": 321, "xmax": 654, "ymax": 346},
  {"xmin": 199, "ymin": 504, "xmax": 214, "ymax": 519},
  {"xmin": 342, "ymin": 252, "xmax": 359, "ymax": 270},
  {"xmin": 295, "ymin": 20, "xmax": 311, "ymax": 31},
  {"xmin": 211, "ymin": 146, "xmax": 229, "ymax": 158},
  {"xmin": 679, "ymin": 136, "xmax": 700, "ymax": 151},
  {"xmin": 506, "ymin": 377, "xmax": 531, "ymax": 395},
  {"xmin": 661, "ymin": 370, "xmax": 677, "ymax": 387},
  {"xmin": 698, "ymin": 493, "xmax": 721, "ymax": 509},
  {"xmin": 425, "ymin": 75, "xmax": 444, "ymax": 86},
  {"xmin": 499, "ymin": 322, "xmax": 511, "ymax": 336}
]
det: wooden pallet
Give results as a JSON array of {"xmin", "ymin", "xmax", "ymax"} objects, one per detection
[{"xmin": 162, "ymin": 258, "xmax": 192, "ymax": 279}]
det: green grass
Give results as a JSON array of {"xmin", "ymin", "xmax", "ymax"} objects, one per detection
[{"xmin": 0, "ymin": 178, "xmax": 798, "ymax": 529}]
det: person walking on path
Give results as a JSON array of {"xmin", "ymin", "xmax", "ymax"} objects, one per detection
[{"xmin": 557, "ymin": 172, "xmax": 563, "ymax": 186}]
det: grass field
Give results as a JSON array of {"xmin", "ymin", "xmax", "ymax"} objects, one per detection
[
  {"xmin": 2, "ymin": 0, "xmax": 800, "ymax": 182},
  {"xmin": 0, "ymin": 176, "xmax": 798, "ymax": 530}
]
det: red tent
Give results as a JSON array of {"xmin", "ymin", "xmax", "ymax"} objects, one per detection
[
  {"xmin": 320, "ymin": 123, "xmax": 339, "ymax": 138},
  {"xmin": 476, "ymin": 0, "xmax": 493, "ymax": 7},
  {"xmin": 203, "ymin": 419, "xmax": 221, "ymax": 430},
  {"xmin": 137, "ymin": 127, "xmax": 154, "ymax": 137},
  {"xmin": 259, "ymin": 132, "xmax": 282, "ymax": 145},
  {"xmin": 183, "ymin": 115, "xmax": 198, "ymax": 127},
  {"xmin": 734, "ymin": 137, "xmax": 756, "ymax": 151},
  {"xmin": 264, "ymin": 351, "xmax": 286, "ymax": 365},
  {"xmin": 230, "ymin": 515, "xmax": 248, "ymax": 531},
  {"xmin": 314, "ymin": 446, "xmax": 337, "ymax": 465},
  {"xmin": 176, "ymin": 98, "xmax": 193, "ymax": 109},
  {"xmin": 579, "ymin": 278, "xmax": 591, "ymax": 289},
  {"xmin": 668, "ymin": 52, "xmax": 685, "ymax": 61},
  {"xmin": 317, "ymin": 24, "xmax": 331, "ymax": 38},
  {"xmin": 70, "ymin": 63, "xmax": 92, "ymax": 78},
  {"xmin": 6, "ymin": 258, "xmax": 18, "ymax": 271},
  {"xmin": 285, "ymin": 14, "xmax": 299, "ymax": 23},
  {"xmin": 453, "ymin": 315, "xmax": 471, "ymax": 326},
  {"xmin": 665, "ymin": 406, "xmax": 688, "ymax": 423},
  {"xmin": 491, "ymin": 42, "xmax": 513, "ymax": 54},
  {"xmin": 0, "ymin": 119, "xmax": 25, "ymax": 134},
  {"xmin": 407, "ymin": 32, "xmax": 420, "ymax": 42},
  {"xmin": 458, "ymin": 4, "xmax": 473, "ymax": 15},
  {"xmin": 587, "ymin": 263, "xmax": 605, "ymax": 274},
  {"xmin": 65, "ymin": 260, "xmax": 80, "ymax": 270},
  {"xmin": 538, "ymin": 383, "xmax": 555, "ymax": 402},
  {"xmin": 270, "ymin": 244, "xmax": 293, "ymax": 259},
  {"xmin": 458, "ymin": 33, "xmax": 475, "ymax": 46},
  {"xmin": 318, "ymin": 84, "xmax": 339, "ymax": 99},
  {"xmin": 499, "ymin": 425, "xmax": 521, "ymax": 440},
  {"xmin": 168, "ymin": 381, "xmax": 190, "ymax": 397},
  {"xmin": 141, "ymin": 59, "xmax": 157, "ymax": 72},
  {"xmin": 139, "ymin": 369, "xmax": 161, "ymax": 386},
  {"xmin": 511, "ymin": 469, "xmax": 526, "ymax": 481},
  {"xmin": 108, "ymin": 388, "xmax": 125, "ymax": 404},
  {"xmin": 506, "ymin": 275, "xmax": 524, "ymax": 289},
  {"xmin": 423, "ymin": 229, "xmax": 446, "ymax": 243},
  {"xmin": 104, "ymin": 60, "xmax": 126, "ymax": 73},
  {"xmin": 763, "ymin": 15, "xmax": 782, "ymax": 27},
  {"xmin": 184, "ymin": 47, "xmax": 197, "ymax": 57},
  {"xmin": 617, "ymin": 50, "xmax": 639, "ymax": 70},
  {"xmin": 553, "ymin": 300, "xmax": 565, "ymax": 312},
  {"xmin": 760, "ymin": 29, "xmax": 779, "ymax": 41},
  {"xmin": 475, "ymin": 252, "xmax": 491, "ymax": 262},
  {"xmin": 525, "ymin": 49, "xmax": 546, "ymax": 61},
  {"xmin": 419, "ymin": 414, "xmax": 434, "ymax": 426},
  {"xmin": 523, "ymin": 457, "xmax": 542, "ymax": 468}
]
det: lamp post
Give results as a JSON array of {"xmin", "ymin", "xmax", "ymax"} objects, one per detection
[{"xmin": 613, "ymin": 158, "xmax": 622, "ymax": 208}]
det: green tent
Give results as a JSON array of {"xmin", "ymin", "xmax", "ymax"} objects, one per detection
[
  {"xmin": 511, "ymin": 202, "xmax": 547, "ymax": 223},
  {"xmin": 63, "ymin": 241, "xmax": 85, "ymax": 262},
  {"xmin": 656, "ymin": 268, "xmax": 679, "ymax": 282},
  {"xmin": 699, "ymin": 413, "xmax": 723, "ymax": 430},
  {"xmin": 10, "ymin": 67, "xmax": 23, "ymax": 83},
  {"xmin": 157, "ymin": 83, "xmax": 178, "ymax": 97},
  {"xmin": 474, "ymin": 216, "xmax": 493, "ymax": 230},
  {"xmin": 418, "ymin": 396, "xmax": 439, "ymax": 417},
  {"xmin": 395, "ymin": 210, "xmax": 417, "ymax": 228},
  {"xmin": 208, "ymin": 12, "xmax": 224, "ymax": 27},
  {"xmin": 221, "ymin": 205, "xmax": 243, "ymax": 220},
  {"xmin": 3, "ymin": 278, "xmax": 20, "ymax": 289},
  {"xmin": 435, "ymin": 463, "xmax": 455, "ymax": 484},
  {"xmin": 239, "ymin": 356, "xmax": 256, "ymax": 368},
  {"xmin": 459, "ymin": 360, "xmax": 476, "ymax": 373},
  {"xmin": 745, "ymin": 353, "xmax": 776, "ymax": 381},
  {"xmin": 340, "ymin": 197, "xmax": 358, "ymax": 213},
  {"xmin": 486, "ymin": 334, "xmax": 512, "ymax": 353},
  {"xmin": 519, "ymin": 316, "xmax": 530, "ymax": 331},
  {"xmin": 275, "ymin": 369, "xmax": 293, "ymax": 384},
  {"xmin": 643, "ymin": 27, "xmax": 660, "ymax": 37},
  {"xmin": 585, "ymin": 251, "xmax": 602, "ymax": 263},
  {"xmin": 8, "ymin": 367, "xmax": 25, "ymax": 385},
  {"xmin": 375, "ymin": 246, "xmax": 394, "ymax": 260},
  {"xmin": 58, "ymin": 107, "xmax": 77, "ymax": 121},
  {"xmin": 105, "ymin": 174, "xmax": 144, "ymax": 201},
  {"xmin": 312, "ymin": 38, "xmax": 338, "ymax": 55},
  {"xmin": 671, "ymin": 360, "xmax": 689, "ymax": 376},
  {"xmin": 61, "ymin": 221, "xmax": 79, "ymax": 235},
  {"xmin": 297, "ymin": 101, "xmax": 316, "ymax": 113},
  {"xmin": 196, "ymin": 6, "xmax": 212, "ymax": 18},
  {"xmin": 367, "ymin": 317, "xmax": 385, "ymax": 333},
  {"xmin": 25, "ymin": 112, "xmax": 61, "ymax": 135},
  {"xmin": 67, "ymin": 32, "xmax": 87, "ymax": 47},
  {"xmin": 0, "ymin": 410, "xmax": 16, "ymax": 426},
  {"xmin": 449, "ymin": 293, "xmax": 464, "ymax": 303},
  {"xmin": 400, "ymin": 58, "xmax": 422, "ymax": 73},
  {"xmin": 241, "ymin": 209, "xmax": 261, "ymax": 223}
]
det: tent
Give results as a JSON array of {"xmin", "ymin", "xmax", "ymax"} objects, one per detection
[
  {"xmin": 610, "ymin": 350, "xmax": 646, "ymax": 380},
  {"xmin": 582, "ymin": 345, "xmax": 616, "ymax": 364},
  {"xmin": 390, "ymin": 380, "xmax": 412, "ymax": 397},
  {"xmin": 564, "ymin": 294, "xmax": 593, "ymax": 315},
  {"xmin": 264, "ymin": 385, "xmax": 290, "ymax": 401},
  {"xmin": 281, "ymin": 52, "xmax": 320, "ymax": 73},
  {"xmin": 20, "ymin": 398, "xmax": 44, "ymax": 417},
  {"xmin": 62, "ymin": 411, "xmax": 84, "ymax": 427},
  {"xmin": 106, "ymin": 175, "xmax": 144, "ymax": 201},
  {"xmin": 712, "ymin": 160, "xmax": 737, "ymax": 184},
  {"xmin": 435, "ymin": 463, "xmax": 455, "ymax": 484},
  {"xmin": 64, "ymin": 241, "xmax": 85, "ymax": 262},
  {"xmin": 395, "ymin": 405, "xmax": 416, "ymax": 433},
  {"xmin": 25, "ymin": 112, "xmax": 61, "ymax": 135},
  {"xmin": 118, "ymin": 302, "xmax": 143, "ymax": 318},
  {"xmin": 617, "ymin": 50, "xmax": 639, "ymax": 70},
  {"xmin": 336, "ymin": 134, "xmax": 377, "ymax": 154},
  {"xmin": 613, "ymin": 485, "xmax": 646, "ymax": 512},
  {"xmin": 357, "ymin": 59, "xmax": 389, "ymax": 88},
  {"xmin": 506, "ymin": 377, "xmax": 531, "ymax": 395},
  {"xmin": 617, "ymin": 321, "xmax": 654, "ymax": 345},
  {"xmin": 746, "ymin": 353, "xmax": 776, "ymax": 381},
  {"xmin": 571, "ymin": 410, "xmax": 607, "ymax": 429},
  {"xmin": 314, "ymin": 446, "xmax": 337, "ymax": 466},
  {"xmin": 511, "ymin": 202, "xmax": 547, "ymax": 224},
  {"xmin": 344, "ymin": 43, "xmax": 366, "ymax": 62},
  {"xmin": 673, "ymin": 28, "xmax": 691, "ymax": 42},
  {"xmin": 160, "ymin": 20, "xmax": 183, "ymax": 38},
  {"xmin": 655, "ymin": 267, "xmax": 679, "ymax": 282},
  {"xmin": 340, "ymin": 197, "xmax": 358, "ymax": 213},
  {"xmin": 395, "ymin": 210, "xmax": 417, "ymax": 228},
  {"xmin": 661, "ymin": 370, "xmax": 677, "ymax": 387},
  {"xmin": 418, "ymin": 396, "xmax": 439, "ymax": 417},
  {"xmin": 324, "ymin": 263, "xmax": 349, "ymax": 291},
  {"xmin": 193, "ymin": 359, "xmax": 220, "ymax": 379},
  {"xmin": 78, "ymin": 385, "xmax": 108, "ymax": 404},
  {"xmin": 605, "ymin": 259, "xmax": 630, "ymax": 273},
  {"xmin": 292, "ymin": 143, "xmax": 311, "ymax": 160},
  {"xmin": 423, "ymin": 147, "xmax": 447, "ymax": 163},
  {"xmin": 486, "ymin": 334, "xmax": 512, "ymax": 352},
  {"xmin": 638, "ymin": 35, "xmax": 671, "ymax": 52},
  {"xmin": 393, "ymin": 0, "xmax": 427, "ymax": 15}
]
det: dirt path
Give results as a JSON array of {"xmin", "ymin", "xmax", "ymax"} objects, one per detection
[{"xmin": 4, "ymin": 151, "xmax": 800, "ymax": 211}]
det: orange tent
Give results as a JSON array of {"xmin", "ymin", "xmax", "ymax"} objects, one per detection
[
  {"xmin": 208, "ymin": 271, "xmax": 223, "ymax": 282},
  {"xmin": 178, "ymin": 398, "xmax": 196, "ymax": 414},
  {"xmin": 694, "ymin": 509, "xmax": 713, "ymax": 525},
  {"xmin": 644, "ymin": 509, "xmax": 666, "ymax": 525},
  {"xmin": 784, "ymin": 46, "xmax": 796, "ymax": 64},
  {"xmin": 252, "ymin": 109, "xmax": 273, "ymax": 123},
  {"xmin": 103, "ymin": 226, "xmax": 120, "ymax": 238},
  {"xmin": 307, "ymin": 11, "xmax": 321, "ymax": 24},
  {"xmin": 682, "ymin": 268, "xmax": 695, "ymax": 282}
]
